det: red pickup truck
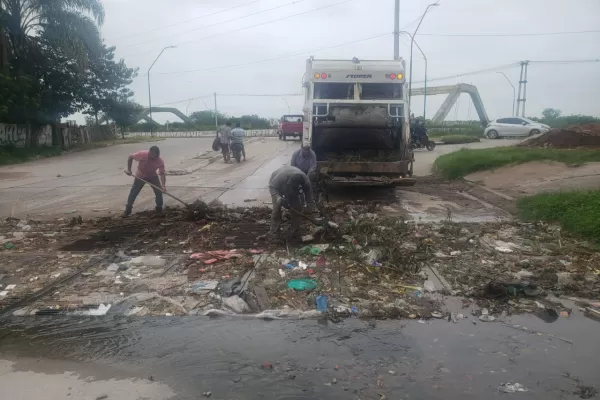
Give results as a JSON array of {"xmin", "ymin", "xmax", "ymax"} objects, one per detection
[{"xmin": 278, "ymin": 115, "xmax": 304, "ymax": 141}]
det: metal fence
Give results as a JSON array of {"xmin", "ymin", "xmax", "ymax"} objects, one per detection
[{"xmin": 132, "ymin": 129, "xmax": 279, "ymax": 138}]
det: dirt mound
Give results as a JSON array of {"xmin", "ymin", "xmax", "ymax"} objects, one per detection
[{"xmin": 517, "ymin": 124, "xmax": 600, "ymax": 148}]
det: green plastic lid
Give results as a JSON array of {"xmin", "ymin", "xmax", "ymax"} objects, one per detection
[{"xmin": 287, "ymin": 278, "xmax": 317, "ymax": 291}]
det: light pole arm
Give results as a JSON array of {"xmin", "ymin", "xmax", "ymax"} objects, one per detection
[
  {"xmin": 497, "ymin": 72, "xmax": 516, "ymax": 116},
  {"xmin": 408, "ymin": 2, "xmax": 439, "ymax": 110}
]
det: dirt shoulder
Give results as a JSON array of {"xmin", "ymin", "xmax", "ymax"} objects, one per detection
[{"xmin": 465, "ymin": 161, "xmax": 600, "ymax": 197}]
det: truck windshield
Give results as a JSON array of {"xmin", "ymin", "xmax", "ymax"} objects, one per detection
[
  {"xmin": 314, "ymin": 82, "xmax": 354, "ymax": 100},
  {"xmin": 360, "ymin": 83, "xmax": 403, "ymax": 100},
  {"xmin": 282, "ymin": 115, "xmax": 303, "ymax": 122}
]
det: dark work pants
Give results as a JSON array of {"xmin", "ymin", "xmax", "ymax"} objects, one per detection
[{"xmin": 126, "ymin": 176, "xmax": 163, "ymax": 212}]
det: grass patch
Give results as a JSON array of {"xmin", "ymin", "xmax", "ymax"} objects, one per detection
[
  {"xmin": 437, "ymin": 135, "xmax": 481, "ymax": 144},
  {"xmin": 518, "ymin": 190, "xmax": 600, "ymax": 243},
  {"xmin": 428, "ymin": 129, "xmax": 483, "ymax": 138},
  {"xmin": 433, "ymin": 147, "xmax": 600, "ymax": 179},
  {"xmin": 0, "ymin": 145, "xmax": 63, "ymax": 166}
]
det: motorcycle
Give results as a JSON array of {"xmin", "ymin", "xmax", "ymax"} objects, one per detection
[
  {"xmin": 411, "ymin": 135, "xmax": 436, "ymax": 151},
  {"xmin": 230, "ymin": 142, "xmax": 243, "ymax": 163}
]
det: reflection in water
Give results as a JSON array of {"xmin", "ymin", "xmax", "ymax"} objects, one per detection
[{"xmin": 0, "ymin": 315, "xmax": 599, "ymax": 400}]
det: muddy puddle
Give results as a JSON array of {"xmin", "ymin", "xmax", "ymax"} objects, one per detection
[{"xmin": 1, "ymin": 313, "xmax": 599, "ymax": 400}]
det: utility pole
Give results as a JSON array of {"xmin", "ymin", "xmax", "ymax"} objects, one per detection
[
  {"xmin": 213, "ymin": 92, "xmax": 218, "ymax": 128},
  {"xmin": 393, "ymin": 0, "xmax": 400, "ymax": 60},
  {"xmin": 516, "ymin": 61, "xmax": 529, "ymax": 117}
]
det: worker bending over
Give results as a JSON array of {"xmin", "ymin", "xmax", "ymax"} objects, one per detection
[
  {"xmin": 267, "ymin": 166, "xmax": 314, "ymax": 238},
  {"xmin": 290, "ymin": 142, "xmax": 317, "ymax": 179},
  {"xmin": 123, "ymin": 146, "xmax": 166, "ymax": 217}
]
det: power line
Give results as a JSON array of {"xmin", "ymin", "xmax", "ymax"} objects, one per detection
[
  {"xmin": 156, "ymin": 93, "xmax": 302, "ymax": 107},
  {"xmin": 414, "ymin": 63, "xmax": 520, "ymax": 84},
  {"xmin": 114, "ymin": 0, "xmax": 260, "ymax": 41},
  {"xmin": 418, "ymin": 29, "xmax": 600, "ymax": 37},
  {"xmin": 124, "ymin": 0, "xmax": 308, "ymax": 49},
  {"xmin": 150, "ymin": 32, "xmax": 390, "ymax": 76},
  {"xmin": 160, "ymin": 0, "xmax": 354, "ymax": 51},
  {"xmin": 157, "ymin": 94, "xmax": 214, "ymax": 107},
  {"xmin": 529, "ymin": 58, "xmax": 600, "ymax": 64}
]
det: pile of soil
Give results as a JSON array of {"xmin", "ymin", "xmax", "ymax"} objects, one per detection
[{"xmin": 517, "ymin": 123, "xmax": 600, "ymax": 148}]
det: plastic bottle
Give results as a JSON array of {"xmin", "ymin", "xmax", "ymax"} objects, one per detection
[{"xmin": 315, "ymin": 295, "xmax": 328, "ymax": 312}]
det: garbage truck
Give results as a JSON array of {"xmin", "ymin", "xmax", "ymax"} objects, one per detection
[{"xmin": 302, "ymin": 57, "xmax": 414, "ymax": 185}]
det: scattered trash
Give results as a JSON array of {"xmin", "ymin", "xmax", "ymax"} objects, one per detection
[
  {"xmin": 190, "ymin": 280, "xmax": 219, "ymax": 293},
  {"xmin": 513, "ymin": 269, "xmax": 534, "ymax": 279},
  {"xmin": 533, "ymin": 308, "xmax": 559, "ymax": 323},
  {"xmin": 556, "ymin": 272, "xmax": 575, "ymax": 288},
  {"xmin": 316, "ymin": 295, "xmax": 328, "ymax": 312},
  {"xmin": 5, "ymin": 284, "xmax": 16, "ymax": 290},
  {"xmin": 479, "ymin": 308, "xmax": 495, "ymax": 322},
  {"xmin": 4, "ymin": 242, "xmax": 15, "ymax": 249},
  {"xmin": 262, "ymin": 362, "xmax": 273, "ymax": 369},
  {"xmin": 202, "ymin": 391, "xmax": 212, "ymax": 397},
  {"xmin": 301, "ymin": 234, "xmax": 315, "ymax": 243},
  {"xmin": 126, "ymin": 255, "xmax": 166, "ymax": 267},
  {"xmin": 413, "ymin": 291, "xmax": 423, "ymax": 298},
  {"xmin": 495, "ymin": 246, "xmax": 513, "ymax": 254},
  {"xmin": 498, "ymin": 382, "xmax": 528, "ymax": 393},
  {"xmin": 450, "ymin": 250, "xmax": 461, "ymax": 256},
  {"xmin": 560, "ymin": 311, "xmax": 570, "ymax": 318},
  {"xmin": 431, "ymin": 312, "xmax": 443, "ymax": 318},
  {"xmin": 482, "ymin": 281, "xmax": 541, "ymax": 298},
  {"xmin": 287, "ymin": 279, "xmax": 317, "ymax": 291},
  {"xmin": 222, "ymin": 295, "xmax": 250, "ymax": 313},
  {"xmin": 199, "ymin": 224, "xmax": 213, "ymax": 232}
]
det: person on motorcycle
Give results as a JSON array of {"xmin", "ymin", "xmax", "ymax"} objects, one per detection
[
  {"xmin": 264, "ymin": 166, "xmax": 314, "ymax": 239},
  {"xmin": 230, "ymin": 122, "xmax": 246, "ymax": 161},
  {"xmin": 410, "ymin": 116, "xmax": 429, "ymax": 147}
]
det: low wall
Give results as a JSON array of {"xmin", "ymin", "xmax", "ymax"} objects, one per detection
[
  {"xmin": 0, "ymin": 124, "xmax": 90, "ymax": 148},
  {"xmin": 133, "ymin": 129, "xmax": 278, "ymax": 138}
]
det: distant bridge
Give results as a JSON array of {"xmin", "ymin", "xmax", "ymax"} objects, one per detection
[{"xmin": 410, "ymin": 83, "xmax": 489, "ymax": 125}]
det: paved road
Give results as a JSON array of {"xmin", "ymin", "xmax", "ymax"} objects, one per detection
[{"xmin": 0, "ymin": 138, "xmax": 519, "ymax": 218}]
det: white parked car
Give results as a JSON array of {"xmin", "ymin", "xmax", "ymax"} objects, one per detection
[{"xmin": 484, "ymin": 117, "xmax": 551, "ymax": 139}]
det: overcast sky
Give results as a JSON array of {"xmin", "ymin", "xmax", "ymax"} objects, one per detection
[{"xmin": 95, "ymin": 0, "xmax": 600, "ymax": 124}]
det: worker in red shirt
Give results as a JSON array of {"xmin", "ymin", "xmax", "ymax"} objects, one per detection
[{"xmin": 123, "ymin": 146, "xmax": 166, "ymax": 217}]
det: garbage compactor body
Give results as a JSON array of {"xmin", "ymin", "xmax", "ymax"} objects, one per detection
[{"xmin": 303, "ymin": 58, "xmax": 414, "ymax": 186}]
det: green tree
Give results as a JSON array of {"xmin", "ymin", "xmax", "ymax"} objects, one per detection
[
  {"xmin": 541, "ymin": 108, "xmax": 561, "ymax": 120},
  {"xmin": 0, "ymin": 0, "xmax": 104, "ymax": 73},
  {"xmin": 103, "ymin": 99, "xmax": 143, "ymax": 138},
  {"xmin": 82, "ymin": 44, "xmax": 138, "ymax": 125}
]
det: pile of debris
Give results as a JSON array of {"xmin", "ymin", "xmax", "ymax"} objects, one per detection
[
  {"xmin": 517, "ymin": 123, "xmax": 600, "ymax": 148},
  {"xmin": 2, "ymin": 201, "xmax": 600, "ymax": 321}
]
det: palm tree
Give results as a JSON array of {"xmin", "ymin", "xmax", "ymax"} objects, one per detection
[{"xmin": 0, "ymin": 0, "xmax": 105, "ymax": 73}]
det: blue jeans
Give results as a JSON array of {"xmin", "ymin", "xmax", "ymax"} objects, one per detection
[{"xmin": 125, "ymin": 176, "xmax": 163, "ymax": 213}]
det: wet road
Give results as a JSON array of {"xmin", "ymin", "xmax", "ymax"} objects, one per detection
[
  {"xmin": 0, "ymin": 137, "xmax": 519, "ymax": 218},
  {"xmin": 1, "ymin": 310, "xmax": 598, "ymax": 400}
]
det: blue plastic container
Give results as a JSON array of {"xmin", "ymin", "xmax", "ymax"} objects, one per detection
[{"xmin": 315, "ymin": 295, "xmax": 328, "ymax": 312}]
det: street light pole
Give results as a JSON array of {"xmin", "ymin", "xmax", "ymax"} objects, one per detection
[
  {"xmin": 281, "ymin": 97, "xmax": 291, "ymax": 114},
  {"xmin": 147, "ymin": 45, "xmax": 176, "ymax": 135},
  {"xmin": 408, "ymin": 2, "xmax": 439, "ymax": 110},
  {"xmin": 400, "ymin": 31, "xmax": 427, "ymax": 120},
  {"xmin": 393, "ymin": 0, "xmax": 400, "ymax": 60},
  {"xmin": 497, "ymin": 72, "xmax": 516, "ymax": 116}
]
